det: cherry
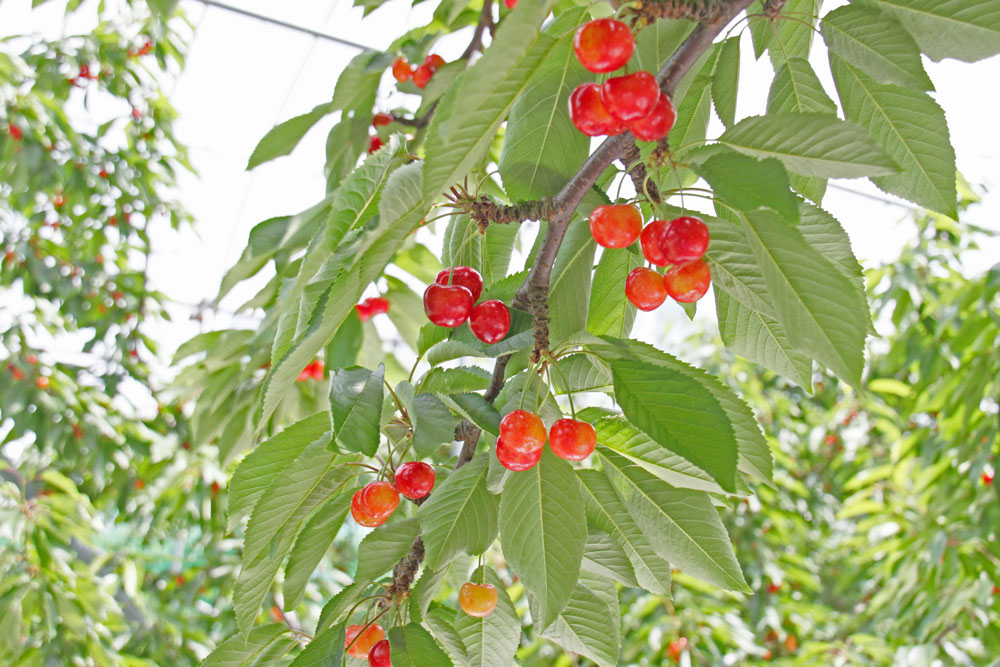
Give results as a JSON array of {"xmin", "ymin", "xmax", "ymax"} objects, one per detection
[
  {"xmin": 435, "ymin": 266, "xmax": 484, "ymax": 302},
  {"xmin": 469, "ymin": 300, "xmax": 511, "ymax": 344},
  {"xmin": 601, "ymin": 71, "xmax": 659, "ymax": 122},
  {"xmin": 424, "ymin": 54, "xmax": 446, "ymax": 72},
  {"xmin": 499, "ymin": 409, "xmax": 546, "ymax": 454},
  {"xmin": 79, "ymin": 64, "xmax": 91, "ymax": 79},
  {"xmin": 27, "ymin": 354, "xmax": 38, "ymax": 365},
  {"xmin": 372, "ymin": 113, "xmax": 392, "ymax": 127},
  {"xmin": 767, "ymin": 581, "xmax": 782, "ymax": 594},
  {"xmin": 785, "ymin": 635, "xmax": 798, "ymax": 653},
  {"xmin": 667, "ymin": 637, "xmax": 688, "ymax": 662},
  {"xmin": 984, "ymin": 471, "xmax": 995, "ymax": 485},
  {"xmin": 356, "ymin": 301, "xmax": 373, "ymax": 321},
  {"xmin": 549, "ymin": 418, "xmax": 596, "ymax": 461},
  {"xmin": 9, "ymin": 366, "xmax": 24, "ymax": 380},
  {"xmin": 573, "ymin": 19, "xmax": 634, "ymax": 73},
  {"xmin": 8, "ymin": 124, "xmax": 23, "ymax": 141},
  {"xmin": 496, "ymin": 436, "xmax": 542, "ymax": 471},
  {"xmin": 423, "ymin": 283, "xmax": 474, "ymax": 327},
  {"xmin": 665, "ymin": 259, "xmax": 711, "ymax": 302},
  {"xmin": 459, "ymin": 582, "xmax": 499, "ymax": 617},
  {"xmin": 625, "ymin": 267, "xmax": 668, "ymax": 311},
  {"xmin": 368, "ymin": 135, "xmax": 384, "ymax": 154},
  {"xmin": 351, "ymin": 489, "xmax": 385, "ymax": 528},
  {"xmin": 629, "ymin": 93, "xmax": 677, "ymax": 142},
  {"xmin": 35, "ymin": 376, "xmax": 50, "ymax": 390},
  {"xmin": 366, "ymin": 297, "xmax": 390, "ymax": 316},
  {"xmin": 368, "ymin": 639, "xmax": 392, "ymax": 667},
  {"xmin": 504, "ymin": 0, "xmax": 517, "ymax": 6},
  {"xmin": 361, "ymin": 481, "xmax": 400, "ymax": 519},
  {"xmin": 412, "ymin": 63, "xmax": 434, "ymax": 89},
  {"xmin": 660, "ymin": 216, "xmax": 709, "ymax": 265},
  {"xmin": 569, "ymin": 83, "xmax": 627, "ymax": 137},
  {"xmin": 395, "ymin": 461, "xmax": 436, "ymax": 499},
  {"xmin": 589, "ymin": 204, "xmax": 642, "ymax": 248},
  {"xmin": 345, "ymin": 623, "xmax": 385, "ymax": 659},
  {"xmin": 640, "ymin": 220, "xmax": 672, "ymax": 266},
  {"xmin": 392, "ymin": 57, "xmax": 413, "ymax": 83}
]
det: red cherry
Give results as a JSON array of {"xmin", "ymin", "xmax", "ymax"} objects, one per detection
[
  {"xmin": 351, "ymin": 489, "xmax": 385, "ymax": 527},
  {"xmin": 496, "ymin": 436, "xmax": 542, "ymax": 471},
  {"xmin": 499, "ymin": 410, "xmax": 546, "ymax": 454},
  {"xmin": 395, "ymin": 461, "xmax": 436, "ymax": 499},
  {"xmin": 573, "ymin": 19, "xmax": 634, "ymax": 73},
  {"xmin": 356, "ymin": 301, "xmax": 374, "ymax": 321},
  {"xmin": 392, "ymin": 57, "xmax": 413, "ymax": 83},
  {"xmin": 368, "ymin": 135, "xmax": 384, "ymax": 154},
  {"xmin": 504, "ymin": 0, "xmax": 517, "ymax": 7},
  {"xmin": 984, "ymin": 471, "xmax": 995, "ymax": 485},
  {"xmin": 366, "ymin": 297, "xmax": 390, "ymax": 316},
  {"xmin": 628, "ymin": 93, "xmax": 677, "ymax": 142},
  {"xmin": 625, "ymin": 267, "xmax": 668, "ymax": 311},
  {"xmin": 549, "ymin": 418, "xmax": 596, "ymax": 461},
  {"xmin": 26, "ymin": 354, "xmax": 37, "ymax": 365},
  {"xmin": 667, "ymin": 637, "xmax": 688, "ymax": 661},
  {"xmin": 53, "ymin": 194, "xmax": 65, "ymax": 209},
  {"xmin": 767, "ymin": 581, "xmax": 782, "ymax": 594},
  {"xmin": 361, "ymin": 481, "xmax": 400, "ymax": 520},
  {"xmin": 665, "ymin": 259, "xmax": 711, "ymax": 303},
  {"xmin": 424, "ymin": 54, "xmax": 446, "ymax": 72},
  {"xmin": 640, "ymin": 220, "xmax": 671, "ymax": 266},
  {"xmin": 469, "ymin": 300, "xmax": 511, "ymax": 344},
  {"xmin": 368, "ymin": 639, "xmax": 392, "ymax": 667},
  {"xmin": 435, "ymin": 266, "xmax": 484, "ymax": 302},
  {"xmin": 459, "ymin": 582, "xmax": 499, "ymax": 617},
  {"xmin": 310, "ymin": 360, "xmax": 325, "ymax": 380},
  {"xmin": 601, "ymin": 71, "xmax": 660, "ymax": 122},
  {"xmin": 589, "ymin": 204, "xmax": 642, "ymax": 248},
  {"xmin": 79, "ymin": 64, "xmax": 91, "ymax": 79},
  {"xmin": 660, "ymin": 216, "xmax": 709, "ymax": 265},
  {"xmin": 35, "ymin": 376, "xmax": 50, "ymax": 390},
  {"xmin": 345, "ymin": 624, "xmax": 385, "ymax": 659},
  {"xmin": 569, "ymin": 83, "xmax": 627, "ymax": 137},
  {"xmin": 413, "ymin": 64, "xmax": 434, "ymax": 89},
  {"xmin": 372, "ymin": 113, "xmax": 392, "ymax": 128},
  {"xmin": 132, "ymin": 107, "xmax": 143, "ymax": 120},
  {"xmin": 8, "ymin": 124, "xmax": 23, "ymax": 141},
  {"xmin": 423, "ymin": 283, "xmax": 474, "ymax": 327}
]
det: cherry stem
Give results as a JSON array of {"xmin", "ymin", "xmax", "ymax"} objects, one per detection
[
  {"xmin": 383, "ymin": 379, "xmax": 410, "ymax": 425},
  {"xmin": 548, "ymin": 361, "xmax": 576, "ymax": 420},
  {"xmin": 339, "ymin": 462, "xmax": 381, "ymax": 474}
]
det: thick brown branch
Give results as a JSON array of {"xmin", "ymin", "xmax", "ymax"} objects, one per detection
[
  {"xmin": 631, "ymin": 0, "xmax": 741, "ymax": 25},
  {"xmin": 446, "ymin": 188, "xmax": 558, "ymax": 231},
  {"xmin": 461, "ymin": 0, "xmax": 495, "ymax": 60}
]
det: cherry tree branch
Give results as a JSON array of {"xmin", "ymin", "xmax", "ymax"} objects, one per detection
[{"xmin": 461, "ymin": 0, "xmax": 496, "ymax": 60}]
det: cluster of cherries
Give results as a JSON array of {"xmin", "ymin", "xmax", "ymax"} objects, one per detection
[
  {"xmin": 391, "ymin": 53, "xmax": 446, "ymax": 89},
  {"xmin": 423, "ymin": 266, "xmax": 511, "ymax": 344},
  {"xmin": 496, "ymin": 409, "xmax": 596, "ymax": 471},
  {"xmin": 349, "ymin": 461, "xmax": 436, "ymax": 528},
  {"xmin": 569, "ymin": 19, "xmax": 676, "ymax": 142},
  {"xmin": 367, "ymin": 114, "xmax": 393, "ymax": 154},
  {"xmin": 589, "ymin": 203, "xmax": 712, "ymax": 310},
  {"xmin": 356, "ymin": 295, "xmax": 390, "ymax": 321}
]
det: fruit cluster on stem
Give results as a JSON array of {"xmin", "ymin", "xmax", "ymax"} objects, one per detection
[{"xmin": 423, "ymin": 266, "xmax": 512, "ymax": 344}]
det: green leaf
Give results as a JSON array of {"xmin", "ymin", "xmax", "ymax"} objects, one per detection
[
  {"xmin": 859, "ymin": 0, "xmax": 1000, "ymax": 62},
  {"xmin": 718, "ymin": 113, "xmax": 898, "ymax": 178},
  {"xmin": 549, "ymin": 354, "xmax": 614, "ymax": 395},
  {"xmin": 694, "ymin": 152, "xmax": 799, "ymax": 223},
  {"xmin": 288, "ymin": 622, "xmax": 345, "ymax": 667},
  {"xmin": 201, "ymin": 624, "xmax": 295, "ymax": 666},
  {"xmin": 412, "ymin": 393, "xmax": 458, "ymax": 458},
  {"xmin": 582, "ymin": 530, "xmax": 638, "ymax": 587},
  {"xmin": 425, "ymin": 606, "xmax": 471, "ymax": 666},
  {"xmin": 283, "ymin": 493, "xmax": 350, "ymax": 610},
  {"xmin": 329, "ymin": 365, "xmax": 384, "ymax": 455},
  {"xmin": 767, "ymin": 0, "xmax": 822, "ymax": 66},
  {"xmin": 547, "ymin": 214, "xmax": 597, "ymax": 344},
  {"xmin": 355, "ymin": 517, "xmax": 421, "ymax": 581},
  {"xmin": 635, "ymin": 17, "xmax": 695, "ymax": 74},
  {"xmin": 324, "ymin": 114, "xmax": 368, "ymax": 191},
  {"xmin": 540, "ymin": 571, "xmax": 620, "ymax": 667},
  {"xmin": 330, "ymin": 50, "xmax": 383, "ymax": 111},
  {"xmin": 418, "ymin": 456, "xmax": 499, "ymax": 569},
  {"xmin": 829, "ymin": 55, "xmax": 957, "ymax": 217},
  {"xmin": 419, "ymin": 367, "xmax": 491, "ymax": 395},
  {"xmin": 666, "ymin": 43, "xmax": 717, "ymax": 160},
  {"xmin": 498, "ymin": 449, "xmax": 586, "ymax": 628},
  {"xmin": 798, "ymin": 202, "xmax": 866, "ymax": 292},
  {"xmin": 587, "ymin": 246, "xmax": 642, "ymax": 338},
  {"xmin": 712, "ymin": 36, "xmax": 741, "ymax": 127},
  {"xmin": 701, "ymin": 214, "xmax": 774, "ymax": 316},
  {"xmin": 388, "ymin": 623, "xmax": 453, "ymax": 667},
  {"xmin": 454, "ymin": 567, "xmax": 521, "ymax": 667},
  {"xmin": 442, "ymin": 215, "xmax": 519, "ymax": 287},
  {"xmin": 218, "ymin": 216, "xmax": 290, "ymax": 300},
  {"xmin": 247, "ymin": 102, "xmax": 335, "ymax": 170},
  {"xmin": 599, "ymin": 449, "xmax": 749, "ymax": 593},
  {"xmin": 821, "ymin": 5, "xmax": 933, "ymax": 90},
  {"xmin": 442, "ymin": 393, "xmax": 502, "ymax": 438}
]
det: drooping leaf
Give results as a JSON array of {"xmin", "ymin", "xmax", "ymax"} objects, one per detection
[
  {"xmin": 547, "ymin": 212, "xmax": 597, "ymax": 344},
  {"xmin": 581, "ymin": 530, "xmax": 638, "ymax": 588},
  {"xmin": 329, "ymin": 365, "xmax": 384, "ymax": 455},
  {"xmin": 712, "ymin": 36, "xmax": 741, "ymax": 127},
  {"xmin": 453, "ymin": 567, "xmax": 521, "ymax": 667},
  {"xmin": 418, "ymin": 456, "xmax": 499, "ymax": 569},
  {"xmin": 201, "ymin": 624, "xmax": 295, "ymax": 666},
  {"xmin": 540, "ymin": 571, "xmax": 621, "ymax": 667},
  {"xmin": 694, "ymin": 151, "xmax": 800, "ymax": 223},
  {"xmin": 283, "ymin": 493, "xmax": 350, "ymax": 610},
  {"xmin": 330, "ymin": 50, "xmax": 383, "ymax": 112},
  {"xmin": 247, "ymin": 102, "xmax": 335, "ymax": 170},
  {"xmin": 425, "ymin": 606, "xmax": 470, "ymax": 666},
  {"xmin": 587, "ymin": 246, "xmax": 642, "ymax": 338},
  {"xmin": 412, "ymin": 393, "xmax": 458, "ymax": 458},
  {"xmin": 767, "ymin": 0, "xmax": 822, "ymax": 66},
  {"xmin": 859, "ymin": 0, "xmax": 1000, "ymax": 63},
  {"xmin": 355, "ymin": 517, "xmax": 421, "ymax": 581},
  {"xmin": 288, "ymin": 622, "xmax": 345, "ymax": 667},
  {"xmin": 388, "ymin": 623, "xmax": 453, "ymax": 667},
  {"xmin": 419, "ymin": 366, "xmax": 492, "ymax": 395}
]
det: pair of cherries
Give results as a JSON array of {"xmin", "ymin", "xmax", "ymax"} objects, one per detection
[
  {"xmin": 423, "ymin": 266, "xmax": 511, "ymax": 344},
  {"xmin": 569, "ymin": 19, "xmax": 677, "ymax": 142},
  {"xmin": 495, "ymin": 410, "xmax": 597, "ymax": 472},
  {"xmin": 350, "ymin": 462, "xmax": 436, "ymax": 528},
  {"xmin": 296, "ymin": 360, "xmax": 325, "ymax": 382},
  {"xmin": 356, "ymin": 296, "xmax": 389, "ymax": 322},
  {"xmin": 345, "ymin": 623, "xmax": 387, "ymax": 662},
  {"xmin": 391, "ymin": 54, "xmax": 446, "ymax": 89},
  {"xmin": 368, "ymin": 114, "xmax": 393, "ymax": 154}
]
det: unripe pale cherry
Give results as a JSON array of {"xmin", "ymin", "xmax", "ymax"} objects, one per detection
[
  {"xmin": 351, "ymin": 489, "xmax": 384, "ymax": 527},
  {"xmin": 629, "ymin": 93, "xmax": 677, "ymax": 142},
  {"xmin": 665, "ymin": 259, "xmax": 711, "ymax": 303},
  {"xmin": 368, "ymin": 639, "xmax": 392, "ymax": 667},
  {"xmin": 499, "ymin": 409, "xmax": 546, "ymax": 454},
  {"xmin": 569, "ymin": 83, "xmax": 627, "ymax": 137},
  {"xmin": 496, "ymin": 436, "xmax": 543, "ymax": 471},
  {"xmin": 660, "ymin": 216, "xmax": 709, "ymax": 265},
  {"xmin": 459, "ymin": 582, "xmax": 499, "ymax": 617},
  {"xmin": 394, "ymin": 461, "xmax": 436, "ymax": 500},
  {"xmin": 469, "ymin": 300, "xmax": 511, "ymax": 344},
  {"xmin": 601, "ymin": 71, "xmax": 660, "ymax": 122},
  {"xmin": 626, "ymin": 267, "xmax": 668, "ymax": 311},
  {"xmin": 392, "ymin": 57, "xmax": 413, "ymax": 82},
  {"xmin": 423, "ymin": 283, "xmax": 474, "ymax": 327},
  {"xmin": 361, "ymin": 481, "xmax": 400, "ymax": 520},
  {"xmin": 589, "ymin": 204, "xmax": 642, "ymax": 248},
  {"xmin": 573, "ymin": 19, "xmax": 634, "ymax": 73},
  {"xmin": 435, "ymin": 266, "xmax": 484, "ymax": 302},
  {"xmin": 640, "ymin": 220, "xmax": 672, "ymax": 266},
  {"xmin": 549, "ymin": 418, "xmax": 597, "ymax": 461},
  {"xmin": 345, "ymin": 623, "xmax": 385, "ymax": 659}
]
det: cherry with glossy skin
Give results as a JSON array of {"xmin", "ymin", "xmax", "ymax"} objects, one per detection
[
  {"xmin": 351, "ymin": 489, "xmax": 385, "ymax": 528},
  {"xmin": 549, "ymin": 418, "xmax": 597, "ymax": 461},
  {"xmin": 368, "ymin": 639, "xmax": 392, "ymax": 667},
  {"xmin": 412, "ymin": 63, "xmax": 434, "ymax": 89},
  {"xmin": 435, "ymin": 266, "xmax": 484, "ymax": 302},
  {"xmin": 356, "ymin": 301, "xmax": 373, "ymax": 321},
  {"xmin": 35, "ymin": 376, "xmax": 50, "ymax": 390},
  {"xmin": 345, "ymin": 623, "xmax": 386, "ymax": 659},
  {"xmin": 569, "ymin": 83, "xmax": 627, "ymax": 137},
  {"xmin": 665, "ymin": 259, "xmax": 711, "ymax": 303},
  {"xmin": 424, "ymin": 283, "xmax": 474, "ymax": 327},
  {"xmin": 667, "ymin": 637, "xmax": 688, "ymax": 662},
  {"xmin": 361, "ymin": 481, "xmax": 400, "ymax": 520},
  {"xmin": 601, "ymin": 71, "xmax": 660, "ymax": 122},
  {"xmin": 499, "ymin": 409, "xmax": 546, "ymax": 454},
  {"xmin": 366, "ymin": 297, "xmax": 390, "ymax": 316},
  {"xmin": 470, "ymin": 300, "xmax": 511, "ymax": 344},
  {"xmin": 368, "ymin": 136, "xmax": 384, "ymax": 154},
  {"xmin": 504, "ymin": 0, "xmax": 517, "ymax": 7},
  {"xmin": 459, "ymin": 582, "xmax": 499, "ymax": 617},
  {"xmin": 424, "ymin": 54, "xmax": 446, "ymax": 72},
  {"xmin": 8, "ymin": 124, "xmax": 23, "ymax": 141},
  {"xmin": 496, "ymin": 436, "xmax": 542, "ymax": 471},
  {"xmin": 660, "ymin": 216, "xmax": 709, "ymax": 265},
  {"xmin": 372, "ymin": 113, "xmax": 392, "ymax": 128},
  {"xmin": 395, "ymin": 461, "xmax": 436, "ymax": 500},
  {"xmin": 628, "ymin": 93, "xmax": 677, "ymax": 142},
  {"xmin": 392, "ymin": 57, "xmax": 413, "ymax": 83},
  {"xmin": 573, "ymin": 19, "xmax": 634, "ymax": 73},
  {"xmin": 625, "ymin": 267, "xmax": 668, "ymax": 311},
  {"xmin": 589, "ymin": 204, "xmax": 642, "ymax": 248},
  {"xmin": 640, "ymin": 220, "xmax": 672, "ymax": 266}
]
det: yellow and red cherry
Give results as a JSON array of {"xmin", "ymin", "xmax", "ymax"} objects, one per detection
[
  {"xmin": 459, "ymin": 582, "xmax": 499, "ymax": 617},
  {"xmin": 499, "ymin": 409, "xmax": 546, "ymax": 454},
  {"xmin": 569, "ymin": 83, "xmax": 627, "ymax": 137},
  {"xmin": 573, "ymin": 18, "xmax": 634, "ymax": 73},
  {"xmin": 372, "ymin": 113, "xmax": 392, "ymax": 128},
  {"xmin": 361, "ymin": 481, "xmax": 400, "ymax": 520},
  {"xmin": 368, "ymin": 639, "xmax": 392, "ymax": 667},
  {"xmin": 368, "ymin": 136, "xmax": 384, "ymax": 154},
  {"xmin": 496, "ymin": 436, "xmax": 542, "ymax": 471},
  {"xmin": 435, "ymin": 266, "xmax": 484, "ymax": 302},
  {"xmin": 392, "ymin": 57, "xmax": 413, "ymax": 83},
  {"xmin": 626, "ymin": 267, "xmax": 668, "ymax": 311},
  {"xmin": 351, "ymin": 489, "xmax": 385, "ymax": 528},
  {"xmin": 345, "ymin": 623, "xmax": 386, "ymax": 659},
  {"xmin": 629, "ymin": 93, "xmax": 677, "ymax": 142},
  {"xmin": 470, "ymin": 300, "xmax": 511, "ymax": 344},
  {"xmin": 665, "ymin": 259, "xmax": 711, "ymax": 302},
  {"xmin": 423, "ymin": 283, "xmax": 474, "ymax": 327},
  {"xmin": 549, "ymin": 418, "xmax": 597, "ymax": 461},
  {"xmin": 660, "ymin": 216, "xmax": 709, "ymax": 265},
  {"xmin": 395, "ymin": 461, "xmax": 436, "ymax": 500},
  {"xmin": 589, "ymin": 204, "xmax": 642, "ymax": 248},
  {"xmin": 413, "ymin": 63, "xmax": 433, "ymax": 89},
  {"xmin": 601, "ymin": 71, "xmax": 660, "ymax": 122},
  {"xmin": 640, "ymin": 220, "xmax": 672, "ymax": 266}
]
